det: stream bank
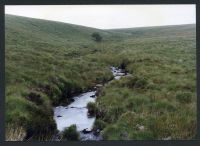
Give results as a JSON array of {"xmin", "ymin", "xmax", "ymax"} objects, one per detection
[{"xmin": 53, "ymin": 66, "xmax": 127, "ymax": 141}]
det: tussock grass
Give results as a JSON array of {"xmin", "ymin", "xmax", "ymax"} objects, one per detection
[
  {"xmin": 5, "ymin": 14, "xmax": 196, "ymax": 140},
  {"xmin": 94, "ymin": 25, "xmax": 196, "ymax": 139},
  {"xmin": 61, "ymin": 125, "xmax": 80, "ymax": 141}
]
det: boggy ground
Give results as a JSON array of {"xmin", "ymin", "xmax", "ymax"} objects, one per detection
[{"xmin": 5, "ymin": 14, "xmax": 196, "ymax": 140}]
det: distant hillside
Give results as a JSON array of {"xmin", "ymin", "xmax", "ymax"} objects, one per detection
[
  {"xmin": 6, "ymin": 14, "xmax": 195, "ymax": 44},
  {"xmin": 5, "ymin": 14, "xmax": 115, "ymax": 45},
  {"xmin": 106, "ymin": 24, "xmax": 196, "ymax": 39}
]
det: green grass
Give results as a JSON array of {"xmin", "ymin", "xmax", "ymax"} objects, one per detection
[
  {"xmin": 62, "ymin": 125, "xmax": 80, "ymax": 141},
  {"xmin": 87, "ymin": 102, "xmax": 97, "ymax": 116},
  {"xmin": 94, "ymin": 36, "xmax": 196, "ymax": 139},
  {"xmin": 5, "ymin": 14, "xmax": 196, "ymax": 140}
]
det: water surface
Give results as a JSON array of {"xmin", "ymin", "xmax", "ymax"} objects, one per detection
[
  {"xmin": 53, "ymin": 66, "xmax": 126, "ymax": 140},
  {"xmin": 54, "ymin": 91, "xmax": 96, "ymax": 131}
]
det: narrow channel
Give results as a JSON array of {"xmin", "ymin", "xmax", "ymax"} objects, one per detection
[{"xmin": 53, "ymin": 66, "xmax": 126, "ymax": 140}]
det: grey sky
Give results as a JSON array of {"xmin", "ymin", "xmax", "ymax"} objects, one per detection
[{"xmin": 5, "ymin": 5, "xmax": 196, "ymax": 29}]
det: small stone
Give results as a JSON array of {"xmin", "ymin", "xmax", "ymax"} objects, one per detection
[
  {"xmin": 82, "ymin": 128, "xmax": 92, "ymax": 134},
  {"xmin": 96, "ymin": 84, "xmax": 103, "ymax": 88},
  {"xmin": 136, "ymin": 124, "xmax": 145, "ymax": 131},
  {"xmin": 90, "ymin": 94, "xmax": 95, "ymax": 98},
  {"xmin": 138, "ymin": 125, "xmax": 145, "ymax": 131},
  {"xmin": 162, "ymin": 136, "xmax": 172, "ymax": 140}
]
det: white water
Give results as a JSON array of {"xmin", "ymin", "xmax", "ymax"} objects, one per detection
[
  {"xmin": 54, "ymin": 91, "xmax": 96, "ymax": 131},
  {"xmin": 110, "ymin": 66, "xmax": 125, "ymax": 80},
  {"xmin": 53, "ymin": 66, "xmax": 126, "ymax": 140}
]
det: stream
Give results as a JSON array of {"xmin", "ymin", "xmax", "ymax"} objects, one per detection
[{"xmin": 53, "ymin": 66, "xmax": 126, "ymax": 141}]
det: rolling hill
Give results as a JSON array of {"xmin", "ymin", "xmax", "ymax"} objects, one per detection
[{"xmin": 5, "ymin": 14, "xmax": 196, "ymax": 140}]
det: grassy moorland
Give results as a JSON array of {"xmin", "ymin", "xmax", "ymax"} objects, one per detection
[{"xmin": 5, "ymin": 14, "xmax": 196, "ymax": 140}]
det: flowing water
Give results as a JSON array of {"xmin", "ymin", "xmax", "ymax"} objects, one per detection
[
  {"xmin": 53, "ymin": 91, "xmax": 101, "ymax": 140},
  {"xmin": 53, "ymin": 66, "xmax": 126, "ymax": 140}
]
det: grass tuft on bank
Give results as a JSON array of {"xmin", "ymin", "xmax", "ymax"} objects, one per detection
[{"xmin": 6, "ymin": 14, "xmax": 196, "ymax": 140}]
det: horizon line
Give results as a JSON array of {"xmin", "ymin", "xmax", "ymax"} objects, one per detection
[{"xmin": 5, "ymin": 13, "xmax": 196, "ymax": 30}]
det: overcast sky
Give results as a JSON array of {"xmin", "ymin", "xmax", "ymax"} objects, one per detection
[{"xmin": 5, "ymin": 5, "xmax": 196, "ymax": 29}]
